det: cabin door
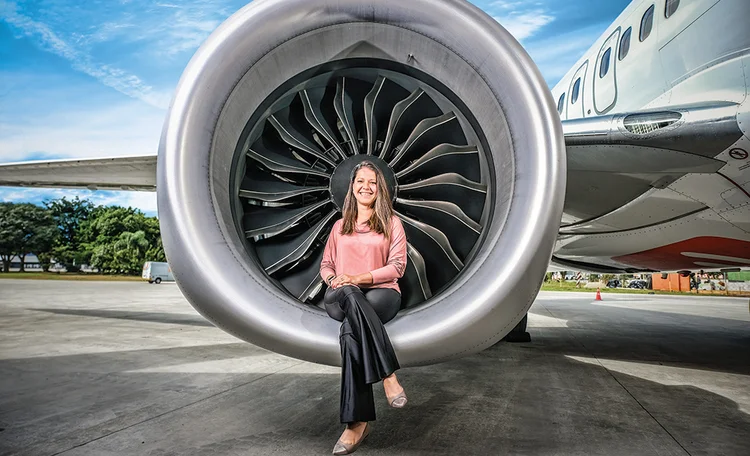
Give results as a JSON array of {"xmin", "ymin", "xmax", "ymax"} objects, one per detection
[
  {"xmin": 567, "ymin": 61, "xmax": 588, "ymax": 120},
  {"xmin": 594, "ymin": 29, "xmax": 620, "ymax": 114}
]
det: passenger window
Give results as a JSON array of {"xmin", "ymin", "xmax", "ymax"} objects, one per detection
[
  {"xmin": 640, "ymin": 5, "xmax": 655, "ymax": 42},
  {"xmin": 557, "ymin": 93, "xmax": 565, "ymax": 113},
  {"xmin": 619, "ymin": 27, "xmax": 632, "ymax": 60},
  {"xmin": 599, "ymin": 48, "xmax": 612, "ymax": 78},
  {"xmin": 665, "ymin": 0, "xmax": 679, "ymax": 18},
  {"xmin": 571, "ymin": 78, "xmax": 581, "ymax": 104}
]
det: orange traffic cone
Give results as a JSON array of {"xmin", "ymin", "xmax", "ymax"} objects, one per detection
[{"xmin": 595, "ymin": 288, "xmax": 602, "ymax": 301}]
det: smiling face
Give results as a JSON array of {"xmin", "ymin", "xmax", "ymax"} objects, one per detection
[{"xmin": 352, "ymin": 166, "xmax": 378, "ymax": 208}]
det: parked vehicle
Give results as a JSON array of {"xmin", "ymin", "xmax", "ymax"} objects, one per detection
[
  {"xmin": 606, "ymin": 279, "xmax": 620, "ymax": 288},
  {"xmin": 142, "ymin": 262, "xmax": 174, "ymax": 284}
]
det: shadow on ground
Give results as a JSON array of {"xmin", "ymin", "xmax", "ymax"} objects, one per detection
[
  {"xmin": 30, "ymin": 308, "xmax": 214, "ymax": 328},
  {"xmin": 2, "ymin": 299, "xmax": 750, "ymax": 455}
]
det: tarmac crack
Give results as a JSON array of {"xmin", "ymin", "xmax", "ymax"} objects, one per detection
[
  {"xmin": 541, "ymin": 303, "xmax": 693, "ymax": 456},
  {"xmin": 50, "ymin": 360, "xmax": 306, "ymax": 456}
]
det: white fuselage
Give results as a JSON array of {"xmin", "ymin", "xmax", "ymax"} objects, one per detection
[{"xmin": 550, "ymin": 0, "xmax": 750, "ymax": 272}]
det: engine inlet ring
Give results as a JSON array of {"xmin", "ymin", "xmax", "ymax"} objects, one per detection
[{"xmin": 158, "ymin": 0, "xmax": 565, "ymax": 367}]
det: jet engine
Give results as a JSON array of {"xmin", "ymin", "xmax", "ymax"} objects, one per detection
[{"xmin": 157, "ymin": 0, "xmax": 566, "ymax": 366}]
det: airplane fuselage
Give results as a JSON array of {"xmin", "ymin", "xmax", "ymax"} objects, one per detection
[{"xmin": 550, "ymin": 0, "xmax": 750, "ymax": 273}]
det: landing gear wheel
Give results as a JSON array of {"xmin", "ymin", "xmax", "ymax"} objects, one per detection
[{"xmin": 503, "ymin": 314, "xmax": 531, "ymax": 343}]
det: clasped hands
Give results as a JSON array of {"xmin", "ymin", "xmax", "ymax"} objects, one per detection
[{"xmin": 329, "ymin": 272, "xmax": 373, "ymax": 289}]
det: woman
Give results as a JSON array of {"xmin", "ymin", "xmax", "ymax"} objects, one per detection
[{"xmin": 320, "ymin": 161, "xmax": 408, "ymax": 455}]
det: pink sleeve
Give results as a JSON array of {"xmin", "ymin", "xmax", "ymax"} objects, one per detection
[
  {"xmin": 370, "ymin": 217, "xmax": 408, "ymax": 284},
  {"xmin": 320, "ymin": 222, "xmax": 339, "ymax": 282}
]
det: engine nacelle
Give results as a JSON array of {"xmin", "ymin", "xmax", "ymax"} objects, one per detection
[{"xmin": 157, "ymin": 0, "xmax": 565, "ymax": 366}]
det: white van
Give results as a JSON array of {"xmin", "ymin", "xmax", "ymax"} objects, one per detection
[{"xmin": 142, "ymin": 262, "xmax": 174, "ymax": 284}]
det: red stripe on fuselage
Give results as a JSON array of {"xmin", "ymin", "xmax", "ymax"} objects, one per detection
[{"xmin": 612, "ymin": 236, "xmax": 750, "ymax": 271}]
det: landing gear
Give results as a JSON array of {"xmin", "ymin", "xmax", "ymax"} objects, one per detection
[{"xmin": 503, "ymin": 314, "xmax": 531, "ymax": 343}]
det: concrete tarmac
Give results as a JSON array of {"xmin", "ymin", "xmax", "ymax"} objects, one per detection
[{"xmin": 0, "ymin": 280, "xmax": 748, "ymax": 455}]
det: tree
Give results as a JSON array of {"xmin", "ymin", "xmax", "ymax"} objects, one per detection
[
  {"xmin": 113, "ymin": 230, "xmax": 150, "ymax": 274},
  {"xmin": 45, "ymin": 197, "xmax": 94, "ymax": 272},
  {"xmin": 27, "ymin": 208, "xmax": 58, "ymax": 272},
  {"xmin": 3, "ymin": 197, "xmax": 165, "ymax": 276},
  {"xmin": 14, "ymin": 204, "xmax": 58, "ymax": 272},
  {"xmin": 0, "ymin": 203, "xmax": 57, "ymax": 272},
  {"xmin": 79, "ymin": 206, "xmax": 165, "ymax": 274},
  {"xmin": 0, "ymin": 203, "xmax": 22, "ymax": 272}
]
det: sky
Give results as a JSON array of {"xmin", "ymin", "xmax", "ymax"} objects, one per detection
[{"xmin": 0, "ymin": 0, "xmax": 631, "ymax": 216}]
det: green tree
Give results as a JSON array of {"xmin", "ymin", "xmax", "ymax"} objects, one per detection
[
  {"xmin": 0, "ymin": 203, "xmax": 22, "ymax": 272},
  {"xmin": 45, "ymin": 197, "xmax": 95, "ymax": 272},
  {"xmin": 0, "ymin": 203, "xmax": 57, "ymax": 272},
  {"xmin": 113, "ymin": 230, "xmax": 150, "ymax": 274},
  {"xmin": 14, "ymin": 204, "xmax": 58, "ymax": 272},
  {"xmin": 79, "ymin": 206, "xmax": 165, "ymax": 274}
]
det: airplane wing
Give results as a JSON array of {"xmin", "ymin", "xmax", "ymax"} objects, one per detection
[
  {"xmin": 0, "ymin": 155, "xmax": 156, "ymax": 191},
  {"xmin": 554, "ymin": 102, "xmax": 747, "ymax": 273},
  {"xmin": 560, "ymin": 102, "xmax": 739, "ymax": 226}
]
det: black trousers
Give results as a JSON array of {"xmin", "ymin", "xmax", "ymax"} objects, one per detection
[{"xmin": 324, "ymin": 286, "xmax": 401, "ymax": 423}]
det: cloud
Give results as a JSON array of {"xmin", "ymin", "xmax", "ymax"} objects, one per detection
[
  {"xmin": 493, "ymin": 10, "xmax": 554, "ymax": 41},
  {"xmin": 0, "ymin": 97, "xmax": 164, "ymax": 162},
  {"xmin": 524, "ymin": 23, "xmax": 610, "ymax": 87},
  {"xmin": 1, "ymin": 1, "xmax": 172, "ymax": 108},
  {"xmin": 489, "ymin": 0, "xmax": 530, "ymax": 9},
  {"xmin": 146, "ymin": 8, "xmax": 222, "ymax": 57}
]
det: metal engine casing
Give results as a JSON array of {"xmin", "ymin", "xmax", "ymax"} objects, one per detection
[{"xmin": 157, "ymin": 0, "xmax": 566, "ymax": 366}]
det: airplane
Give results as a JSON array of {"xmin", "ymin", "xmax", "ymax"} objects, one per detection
[{"xmin": 1, "ymin": 0, "xmax": 748, "ymax": 367}]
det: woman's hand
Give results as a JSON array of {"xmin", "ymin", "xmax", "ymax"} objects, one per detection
[
  {"xmin": 330, "ymin": 274, "xmax": 356, "ymax": 288},
  {"xmin": 330, "ymin": 273, "xmax": 373, "ymax": 288}
]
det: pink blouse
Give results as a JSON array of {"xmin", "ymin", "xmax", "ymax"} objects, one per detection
[{"xmin": 320, "ymin": 216, "xmax": 408, "ymax": 293}]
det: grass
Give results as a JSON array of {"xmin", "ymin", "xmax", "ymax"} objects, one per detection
[
  {"xmin": 0, "ymin": 272, "xmax": 143, "ymax": 281},
  {"xmin": 1, "ymin": 272, "xmax": 742, "ymax": 296},
  {"xmin": 540, "ymin": 281, "xmax": 739, "ymax": 297}
]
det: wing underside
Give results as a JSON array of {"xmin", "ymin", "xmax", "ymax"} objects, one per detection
[
  {"xmin": 554, "ymin": 102, "xmax": 750, "ymax": 273},
  {"xmin": 0, "ymin": 155, "xmax": 157, "ymax": 191}
]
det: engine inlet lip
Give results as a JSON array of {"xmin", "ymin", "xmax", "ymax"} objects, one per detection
[{"xmin": 159, "ymin": 0, "xmax": 565, "ymax": 366}]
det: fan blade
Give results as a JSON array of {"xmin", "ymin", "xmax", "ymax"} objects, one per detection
[
  {"xmin": 389, "ymin": 113, "xmax": 460, "ymax": 169},
  {"xmin": 399, "ymin": 173, "xmax": 486, "ymax": 222},
  {"xmin": 239, "ymin": 175, "xmax": 327, "ymax": 203},
  {"xmin": 244, "ymin": 199, "xmax": 332, "ymax": 240},
  {"xmin": 268, "ymin": 111, "xmax": 336, "ymax": 168},
  {"xmin": 380, "ymin": 89, "xmax": 442, "ymax": 160},
  {"xmin": 399, "ymin": 243, "xmax": 433, "ymax": 309},
  {"xmin": 397, "ymin": 212, "xmax": 462, "ymax": 292},
  {"xmin": 247, "ymin": 146, "xmax": 330, "ymax": 179},
  {"xmin": 278, "ymin": 247, "xmax": 327, "ymax": 303},
  {"xmin": 395, "ymin": 144, "xmax": 479, "ymax": 182},
  {"xmin": 364, "ymin": 76, "xmax": 410, "ymax": 156},
  {"xmin": 301, "ymin": 89, "xmax": 348, "ymax": 161},
  {"xmin": 256, "ymin": 210, "xmax": 337, "ymax": 274},
  {"xmin": 396, "ymin": 198, "xmax": 480, "ymax": 260},
  {"xmin": 334, "ymin": 78, "xmax": 359, "ymax": 155}
]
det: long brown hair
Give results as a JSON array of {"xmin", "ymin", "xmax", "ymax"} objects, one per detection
[{"xmin": 341, "ymin": 161, "xmax": 394, "ymax": 239}]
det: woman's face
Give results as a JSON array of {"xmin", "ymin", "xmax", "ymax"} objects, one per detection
[{"xmin": 352, "ymin": 167, "xmax": 378, "ymax": 207}]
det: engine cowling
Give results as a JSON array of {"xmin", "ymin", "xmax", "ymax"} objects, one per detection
[{"xmin": 157, "ymin": 0, "xmax": 566, "ymax": 367}]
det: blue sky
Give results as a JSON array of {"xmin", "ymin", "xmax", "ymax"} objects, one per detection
[{"xmin": 0, "ymin": 0, "xmax": 631, "ymax": 216}]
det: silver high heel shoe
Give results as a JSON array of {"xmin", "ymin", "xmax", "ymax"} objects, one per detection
[
  {"xmin": 332, "ymin": 423, "xmax": 371, "ymax": 455},
  {"xmin": 387, "ymin": 389, "xmax": 407, "ymax": 408}
]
